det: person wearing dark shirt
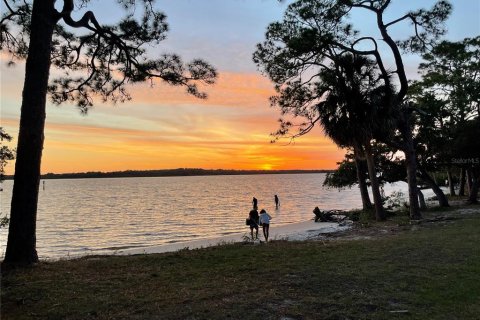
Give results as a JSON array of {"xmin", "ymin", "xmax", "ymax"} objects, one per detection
[
  {"xmin": 274, "ymin": 195, "xmax": 280, "ymax": 209},
  {"xmin": 252, "ymin": 197, "xmax": 258, "ymax": 210},
  {"xmin": 249, "ymin": 209, "xmax": 259, "ymax": 240}
]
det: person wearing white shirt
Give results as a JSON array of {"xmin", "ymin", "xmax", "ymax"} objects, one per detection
[{"xmin": 259, "ymin": 209, "xmax": 272, "ymax": 242}]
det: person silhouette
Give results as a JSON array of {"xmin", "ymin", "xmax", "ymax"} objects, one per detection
[
  {"xmin": 274, "ymin": 195, "xmax": 280, "ymax": 209},
  {"xmin": 248, "ymin": 209, "xmax": 259, "ymax": 240},
  {"xmin": 259, "ymin": 209, "xmax": 272, "ymax": 242},
  {"xmin": 252, "ymin": 197, "xmax": 258, "ymax": 210}
]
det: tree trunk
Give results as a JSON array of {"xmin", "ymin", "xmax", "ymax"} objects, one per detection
[
  {"xmin": 398, "ymin": 113, "xmax": 422, "ymax": 220},
  {"xmin": 417, "ymin": 166, "xmax": 449, "ymax": 207},
  {"xmin": 405, "ymin": 149, "xmax": 421, "ymax": 218},
  {"xmin": 364, "ymin": 143, "xmax": 385, "ymax": 221},
  {"xmin": 467, "ymin": 168, "xmax": 479, "ymax": 204},
  {"xmin": 354, "ymin": 148, "xmax": 373, "ymax": 210},
  {"xmin": 447, "ymin": 169, "xmax": 456, "ymax": 196},
  {"xmin": 418, "ymin": 189, "xmax": 427, "ymax": 210},
  {"xmin": 4, "ymin": 0, "xmax": 57, "ymax": 265},
  {"xmin": 458, "ymin": 168, "xmax": 466, "ymax": 196},
  {"xmin": 466, "ymin": 169, "xmax": 473, "ymax": 196}
]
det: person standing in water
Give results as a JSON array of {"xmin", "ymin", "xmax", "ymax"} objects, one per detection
[
  {"xmin": 252, "ymin": 197, "xmax": 258, "ymax": 210},
  {"xmin": 274, "ymin": 195, "xmax": 280, "ymax": 209},
  {"xmin": 259, "ymin": 209, "xmax": 272, "ymax": 242}
]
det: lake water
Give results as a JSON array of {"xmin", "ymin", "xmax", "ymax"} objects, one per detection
[{"xmin": 0, "ymin": 173, "xmax": 412, "ymax": 259}]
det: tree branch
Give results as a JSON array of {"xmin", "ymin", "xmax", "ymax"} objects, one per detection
[
  {"xmin": 376, "ymin": 10, "xmax": 408, "ymax": 102},
  {"xmin": 379, "ymin": 0, "xmax": 391, "ymax": 12},
  {"xmin": 3, "ymin": 0, "xmax": 15, "ymax": 14},
  {"xmin": 352, "ymin": 1, "xmax": 378, "ymax": 13},
  {"xmin": 384, "ymin": 13, "xmax": 413, "ymax": 28}
]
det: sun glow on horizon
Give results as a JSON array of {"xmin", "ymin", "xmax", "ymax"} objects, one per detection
[{"xmin": 260, "ymin": 164, "xmax": 273, "ymax": 171}]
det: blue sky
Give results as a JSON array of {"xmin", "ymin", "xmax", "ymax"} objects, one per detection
[
  {"xmin": 144, "ymin": 0, "xmax": 479, "ymax": 72},
  {"xmin": 71, "ymin": 0, "xmax": 480, "ymax": 75}
]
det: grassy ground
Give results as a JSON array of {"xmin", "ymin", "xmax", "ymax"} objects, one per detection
[{"xmin": 2, "ymin": 205, "xmax": 480, "ymax": 320}]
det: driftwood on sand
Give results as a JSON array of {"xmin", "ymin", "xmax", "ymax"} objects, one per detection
[{"xmin": 313, "ymin": 207, "xmax": 347, "ymax": 223}]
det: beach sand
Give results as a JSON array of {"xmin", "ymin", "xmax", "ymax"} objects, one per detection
[{"xmin": 115, "ymin": 220, "xmax": 352, "ymax": 256}]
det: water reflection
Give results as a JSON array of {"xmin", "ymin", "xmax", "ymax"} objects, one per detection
[{"xmin": 0, "ymin": 173, "xmax": 413, "ymax": 259}]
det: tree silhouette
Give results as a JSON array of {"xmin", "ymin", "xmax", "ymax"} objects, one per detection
[
  {"xmin": 1, "ymin": 128, "xmax": 14, "ymax": 229},
  {"xmin": 269, "ymin": 54, "xmax": 393, "ymax": 220},
  {"xmin": 413, "ymin": 36, "xmax": 480, "ymax": 198},
  {"xmin": 450, "ymin": 120, "xmax": 480, "ymax": 203},
  {"xmin": 323, "ymin": 151, "xmax": 373, "ymax": 211},
  {"xmin": 254, "ymin": 0, "xmax": 452, "ymax": 220},
  {"xmin": 1, "ymin": 0, "xmax": 217, "ymax": 265}
]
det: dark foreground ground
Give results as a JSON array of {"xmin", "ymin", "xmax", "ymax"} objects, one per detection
[{"xmin": 2, "ymin": 204, "xmax": 479, "ymax": 320}]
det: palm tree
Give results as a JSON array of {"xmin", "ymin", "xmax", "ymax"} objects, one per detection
[
  {"xmin": 314, "ymin": 54, "xmax": 397, "ymax": 221},
  {"xmin": 270, "ymin": 53, "xmax": 397, "ymax": 220}
]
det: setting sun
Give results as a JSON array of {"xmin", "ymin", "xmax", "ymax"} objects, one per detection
[{"xmin": 260, "ymin": 163, "xmax": 273, "ymax": 170}]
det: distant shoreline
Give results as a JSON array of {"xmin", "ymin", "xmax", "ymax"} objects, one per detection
[{"xmin": 5, "ymin": 168, "xmax": 332, "ymax": 180}]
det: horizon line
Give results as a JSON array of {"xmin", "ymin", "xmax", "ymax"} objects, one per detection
[{"xmin": 3, "ymin": 168, "xmax": 334, "ymax": 180}]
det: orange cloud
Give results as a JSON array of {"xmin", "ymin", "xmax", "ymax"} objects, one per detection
[
  {"xmin": 127, "ymin": 71, "xmax": 275, "ymax": 109},
  {"xmin": 1, "ymin": 69, "xmax": 345, "ymax": 175}
]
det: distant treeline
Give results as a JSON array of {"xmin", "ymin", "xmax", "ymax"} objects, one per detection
[{"xmin": 10, "ymin": 168, "xmax": 331, "ymax": 180}]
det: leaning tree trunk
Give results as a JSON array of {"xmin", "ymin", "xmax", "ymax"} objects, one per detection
[
  {"xmin": 417, "ymin": 166, "xmax": 449, "ymax": 207},
  {"xmin": 354, "ymin": 149, "xmax": 373, "ymax": 210},
  {"xmin": 418, "ymin": 189, "xmax": 427, "ymax": 210},
  {"xmin": 376, "ymin": 12, "xmax": 420, "ymax": 219},
  {"xmin": 4, "ymin": 0, "xmax": 57, "ymax": 265},
  {"xmin": 458, "ymin": 168, "xmax": 466, "ymax": 196},
  {"xmin": 363, "ymin": 143, "xmax": 385, "ymax": 221},
  {"xmin": 447, "ymin": 169, "xmax": 456, "ymax": 196}
]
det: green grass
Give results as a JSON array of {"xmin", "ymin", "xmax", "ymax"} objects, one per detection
[{"xmin": 2, "ymin": 208, "xmax": 480, "ymax": 320}]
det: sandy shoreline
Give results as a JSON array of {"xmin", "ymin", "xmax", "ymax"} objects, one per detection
[{"xmin": 114, "ymin": 220, "xmax": 352, "ymax": 256}]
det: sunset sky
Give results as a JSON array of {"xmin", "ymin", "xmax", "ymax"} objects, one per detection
[{"xmin": 1, "ymin": 0, "xmax": 479, "ymax": 174}]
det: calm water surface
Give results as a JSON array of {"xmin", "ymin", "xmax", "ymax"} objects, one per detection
[{"xmin": 1, "ymin": 173, "xmax": 411, "ymax": 259}]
